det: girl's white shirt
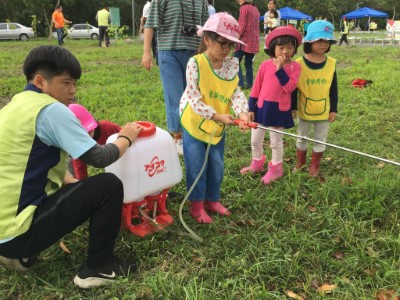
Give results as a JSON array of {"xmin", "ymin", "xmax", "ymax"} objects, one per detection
[{"xmin": 180, "ymin": 56, "xmax": 248, "ymax": 120}]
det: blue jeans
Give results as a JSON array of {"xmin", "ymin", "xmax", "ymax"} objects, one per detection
[
  {"xmin": 183, "ymin": 129, "xmax": 225, "ymax": 201},
  {"xmin": 158, "ymin": 50, "xmax": 195, "ymax": 133},
  {"xmin": 55, "ymin": 28, "xmax": 63, "ymax": 45},
  {"xmin": 234, "ymin": 49, "xmax": 255, "ymax": 88}
]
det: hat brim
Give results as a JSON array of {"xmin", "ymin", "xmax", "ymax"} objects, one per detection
[
  {"xmin": 83, "ymin": 121, "xmax": 98, "ymax": 132},
  {"xmin": 304, "ymin": 38, "xmax": 337, "ymax": 44},
  {"xmin": 196, "ymin": 25, "xmax": 246, "ymax": 46}
]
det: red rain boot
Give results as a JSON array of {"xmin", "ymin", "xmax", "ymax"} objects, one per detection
[
  {"xmin": 261, "ymin": 161, "xmax": 283, "ymax": 184},
  {"xmin": 240, "ymin": 155, "xmax": 266, "ymax": 174},
  {"xmin": 309, "ymin": 151, "xmax": 323, "ymax": 178},
  {"xmin": 189, "ymin": 201, "xmax": 212, "ymax": 224},
  {"xmin": 204, "ymin": 201, "xmax": 231, "ymax": 216},
  {"xmin": 292, "ymin": 149, "xmax": 307, "ymax": 172}
]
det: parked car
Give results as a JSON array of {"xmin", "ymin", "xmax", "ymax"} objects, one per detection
[
  {"xmin": 0, "ymin": 23, "xmax": 35, "ymax": 41},
  {"xmin": 52, "ymin": 24, "xmax": 99, "ymax": 40}
]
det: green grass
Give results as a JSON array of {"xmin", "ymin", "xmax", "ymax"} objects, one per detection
[{"xmin": 1, "ymin": 37, "xmax": 400, "ymax": 299}]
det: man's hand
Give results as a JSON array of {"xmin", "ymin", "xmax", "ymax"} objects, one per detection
[
  {"xmin": 141, "ymin": 28, "xmax": 155, "ymax": 71},
  {"xmin": 142, "ymin": 51, "xmax": 153, "ymax": 70},
  {"xmin": 120, "ymin": 122, "xmax": 144, "ymax": 142}
]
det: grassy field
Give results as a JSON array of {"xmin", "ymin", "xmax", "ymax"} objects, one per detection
[{"xmin": 0, "ymin": 37, "xmax": 399, "ymax": 300}]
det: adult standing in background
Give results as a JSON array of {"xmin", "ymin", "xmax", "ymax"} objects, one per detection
[
  {"xmin": 52, "ymin": 5, "xmax": 72, "ymax": 46},
  {"xmin": 141, "ymin": 0, "xmax": 208, "ymax": 155},
  {"xmin": 338, "ymin": 16, "xmax": 349, "ymax": 46},
  {"xmin": 207, "ymin": 0, "xmax": 216, "ymax": 17},
  {"xmin": 234, "ymin": 0, "xmax": 260, "ymax": 90},
  {"xmin": 263, "ymin": 0, "xmax": 281, "ymax": 34},
  {"xmin": 140, "ymin": 0, "xmax": 158, "ymax": 64},
  {"xmin": 96, "ymin": 6, "xmax": 111, "ymax": 47}
]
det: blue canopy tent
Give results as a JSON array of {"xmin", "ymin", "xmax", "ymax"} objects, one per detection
[
  {"xmin": 260, "ymin": 6, "xmax": 312, "ymax": 23},
  {"xmin": 342, "ymin": 7, "xmax": 389, "ymax": 19},
  {"xmin": 342, "ymin": 7, "xmax": 388, "ymax": 31},
  {"xmin": 280, "ymin": 7, "xmax": 313, "ymax": 21}
]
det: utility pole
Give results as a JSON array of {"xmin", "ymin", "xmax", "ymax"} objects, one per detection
[{"xmin": 132, "ymin": 0, "xmax": 135, "ymax": 36}]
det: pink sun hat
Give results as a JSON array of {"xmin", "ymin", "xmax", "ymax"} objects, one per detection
[
  {"xmin": 196, "ymin": 12, "xmax": 246, "ymax": 46},
  {"xmin": 68, "ymin": 103, "xmax": 98, "ymax": 132},
  {"xmin": 265, "ymin": 25, "xmax": 303, "ymax": 49}
]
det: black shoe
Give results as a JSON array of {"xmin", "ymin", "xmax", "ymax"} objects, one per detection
[
  {"xmin": 73, "ymin": 256, "xmax": 137, "ymax": 289},
  {"xmin": 0, "ymin": 255, "xmax": 37, "ymax": 272}
]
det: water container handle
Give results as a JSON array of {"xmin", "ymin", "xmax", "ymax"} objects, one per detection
[{"xmin": 137, "ymin": 121, "xmax": 156, "ymax": 138}]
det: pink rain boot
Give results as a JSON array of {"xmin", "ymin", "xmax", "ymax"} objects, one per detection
[
  {"xmin": 190, "ymin": 201, "xmax": 212, "ymax": 224},
  {"xmin": 261, "ymin": 161, "xmax": 283, "ymax": 184},
  {"xmin": 240, "ymin": 155, "xmax": 266, "ymax": 174},
  {"xmin": 204, "ymin": 201, "xmax": 231, "ymax": 216}
]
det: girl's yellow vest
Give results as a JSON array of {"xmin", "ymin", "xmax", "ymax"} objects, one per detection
[
  {"xmin": 296, "ymin": 56, "xmax": 336, "ymax": 121},
  {"xmin": 180, "ymin": 54, "xmax": 238, "ymax": 144}
]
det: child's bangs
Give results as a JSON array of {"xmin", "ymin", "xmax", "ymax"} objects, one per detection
[{"xmin": 274, "ymin": 35, "xmax": 297, "ymax": 46}]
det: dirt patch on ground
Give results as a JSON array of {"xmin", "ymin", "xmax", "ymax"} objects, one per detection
[{"xmin": 0, "ymin": 96, "xmax": 11, "ymax": 109}]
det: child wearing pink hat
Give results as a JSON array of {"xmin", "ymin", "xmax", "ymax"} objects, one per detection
[
  {"xmin": 240, "ymin": 26, "xmax": 302, "ymax": 184},
  {"xmin": 68, "ymin": 104, "xmax": 121, "ymax": 180},
  {"xmin": 179, "ymin": 12, "xmax": 250, "ymax": 224}
]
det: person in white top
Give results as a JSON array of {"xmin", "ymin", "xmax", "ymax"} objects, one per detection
[
  {"xmin": 140, "ymin": 0, "xmax": 157, "ymax": 64},
  {"xmin": 207, "ymin": 0, "xmax": 216, "ymax": 17}
]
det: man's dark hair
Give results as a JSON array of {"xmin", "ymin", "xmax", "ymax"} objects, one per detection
[
  {"xmin": 23, "ymin": 45, "xmax": 82, "ymax": 82},
  {"xmin": 269, "ymin": 0, "xmax": 277, "ymax": 5},
  {"xmin": 303, "ymin": 41, "xmax": 332, "ymax": 54},
  {"xmin": 265, "ymin": 35, "xmax": 298, "ymax": 57},
  {"xmin": 55, "ymin": 4, "xmax": 61, "ymax": 10}
]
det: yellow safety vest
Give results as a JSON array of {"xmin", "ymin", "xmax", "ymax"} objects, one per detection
[
  {"xmin": 180, "ymin": 53, "xmax": 238, "ymax": 145},
  {"xmin": 296, "ymin": 56, "xmax": 336, "ymax": 121},
  {"xmin": 97, "ymin": 9, "xmax": 110, "ymax": 27},
  {"xmin": 341, "ymin": 21, "xmax": 349, "ymax": 34},
  {"xmin": 0, "ymin": 91, "xmax": 68, "ymax": 239}
]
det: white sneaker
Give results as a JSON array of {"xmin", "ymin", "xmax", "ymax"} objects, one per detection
[{"xmin": 175, "ymin": 139, "xmax": 183, "ymax": 156}]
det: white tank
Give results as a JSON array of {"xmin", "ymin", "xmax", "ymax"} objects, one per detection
[{"xmin": 105, "ymin": 122, "xmax": 182, "ymax": 203}]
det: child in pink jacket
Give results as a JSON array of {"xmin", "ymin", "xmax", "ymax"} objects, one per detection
[{"xmin": 240, "ymin": 26, "xmax": 302, "ymax": 184}]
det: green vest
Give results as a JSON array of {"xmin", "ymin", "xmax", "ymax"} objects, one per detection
[
  {"xmin": 0, "ymin": 91, "xmax": 68, "ymax": 239},
  {"xmin": 97, "ymin": 9, "xmax": 110, "ymax": 27},
  {"xmin": 296, "ymin": 56, "xmax": 336, "ymax": 121},
  {"xmin": 341, "ymin": 21, "xmax": 349, "ymax": 34},
  {"xmin": 180, "ymin": 54, "xmax": 238, "ymax": 145}
]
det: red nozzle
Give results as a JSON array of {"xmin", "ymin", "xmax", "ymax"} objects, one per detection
[{"xmin": 233, "ymin": 119, "xmax": 258, "ymax": 129}]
